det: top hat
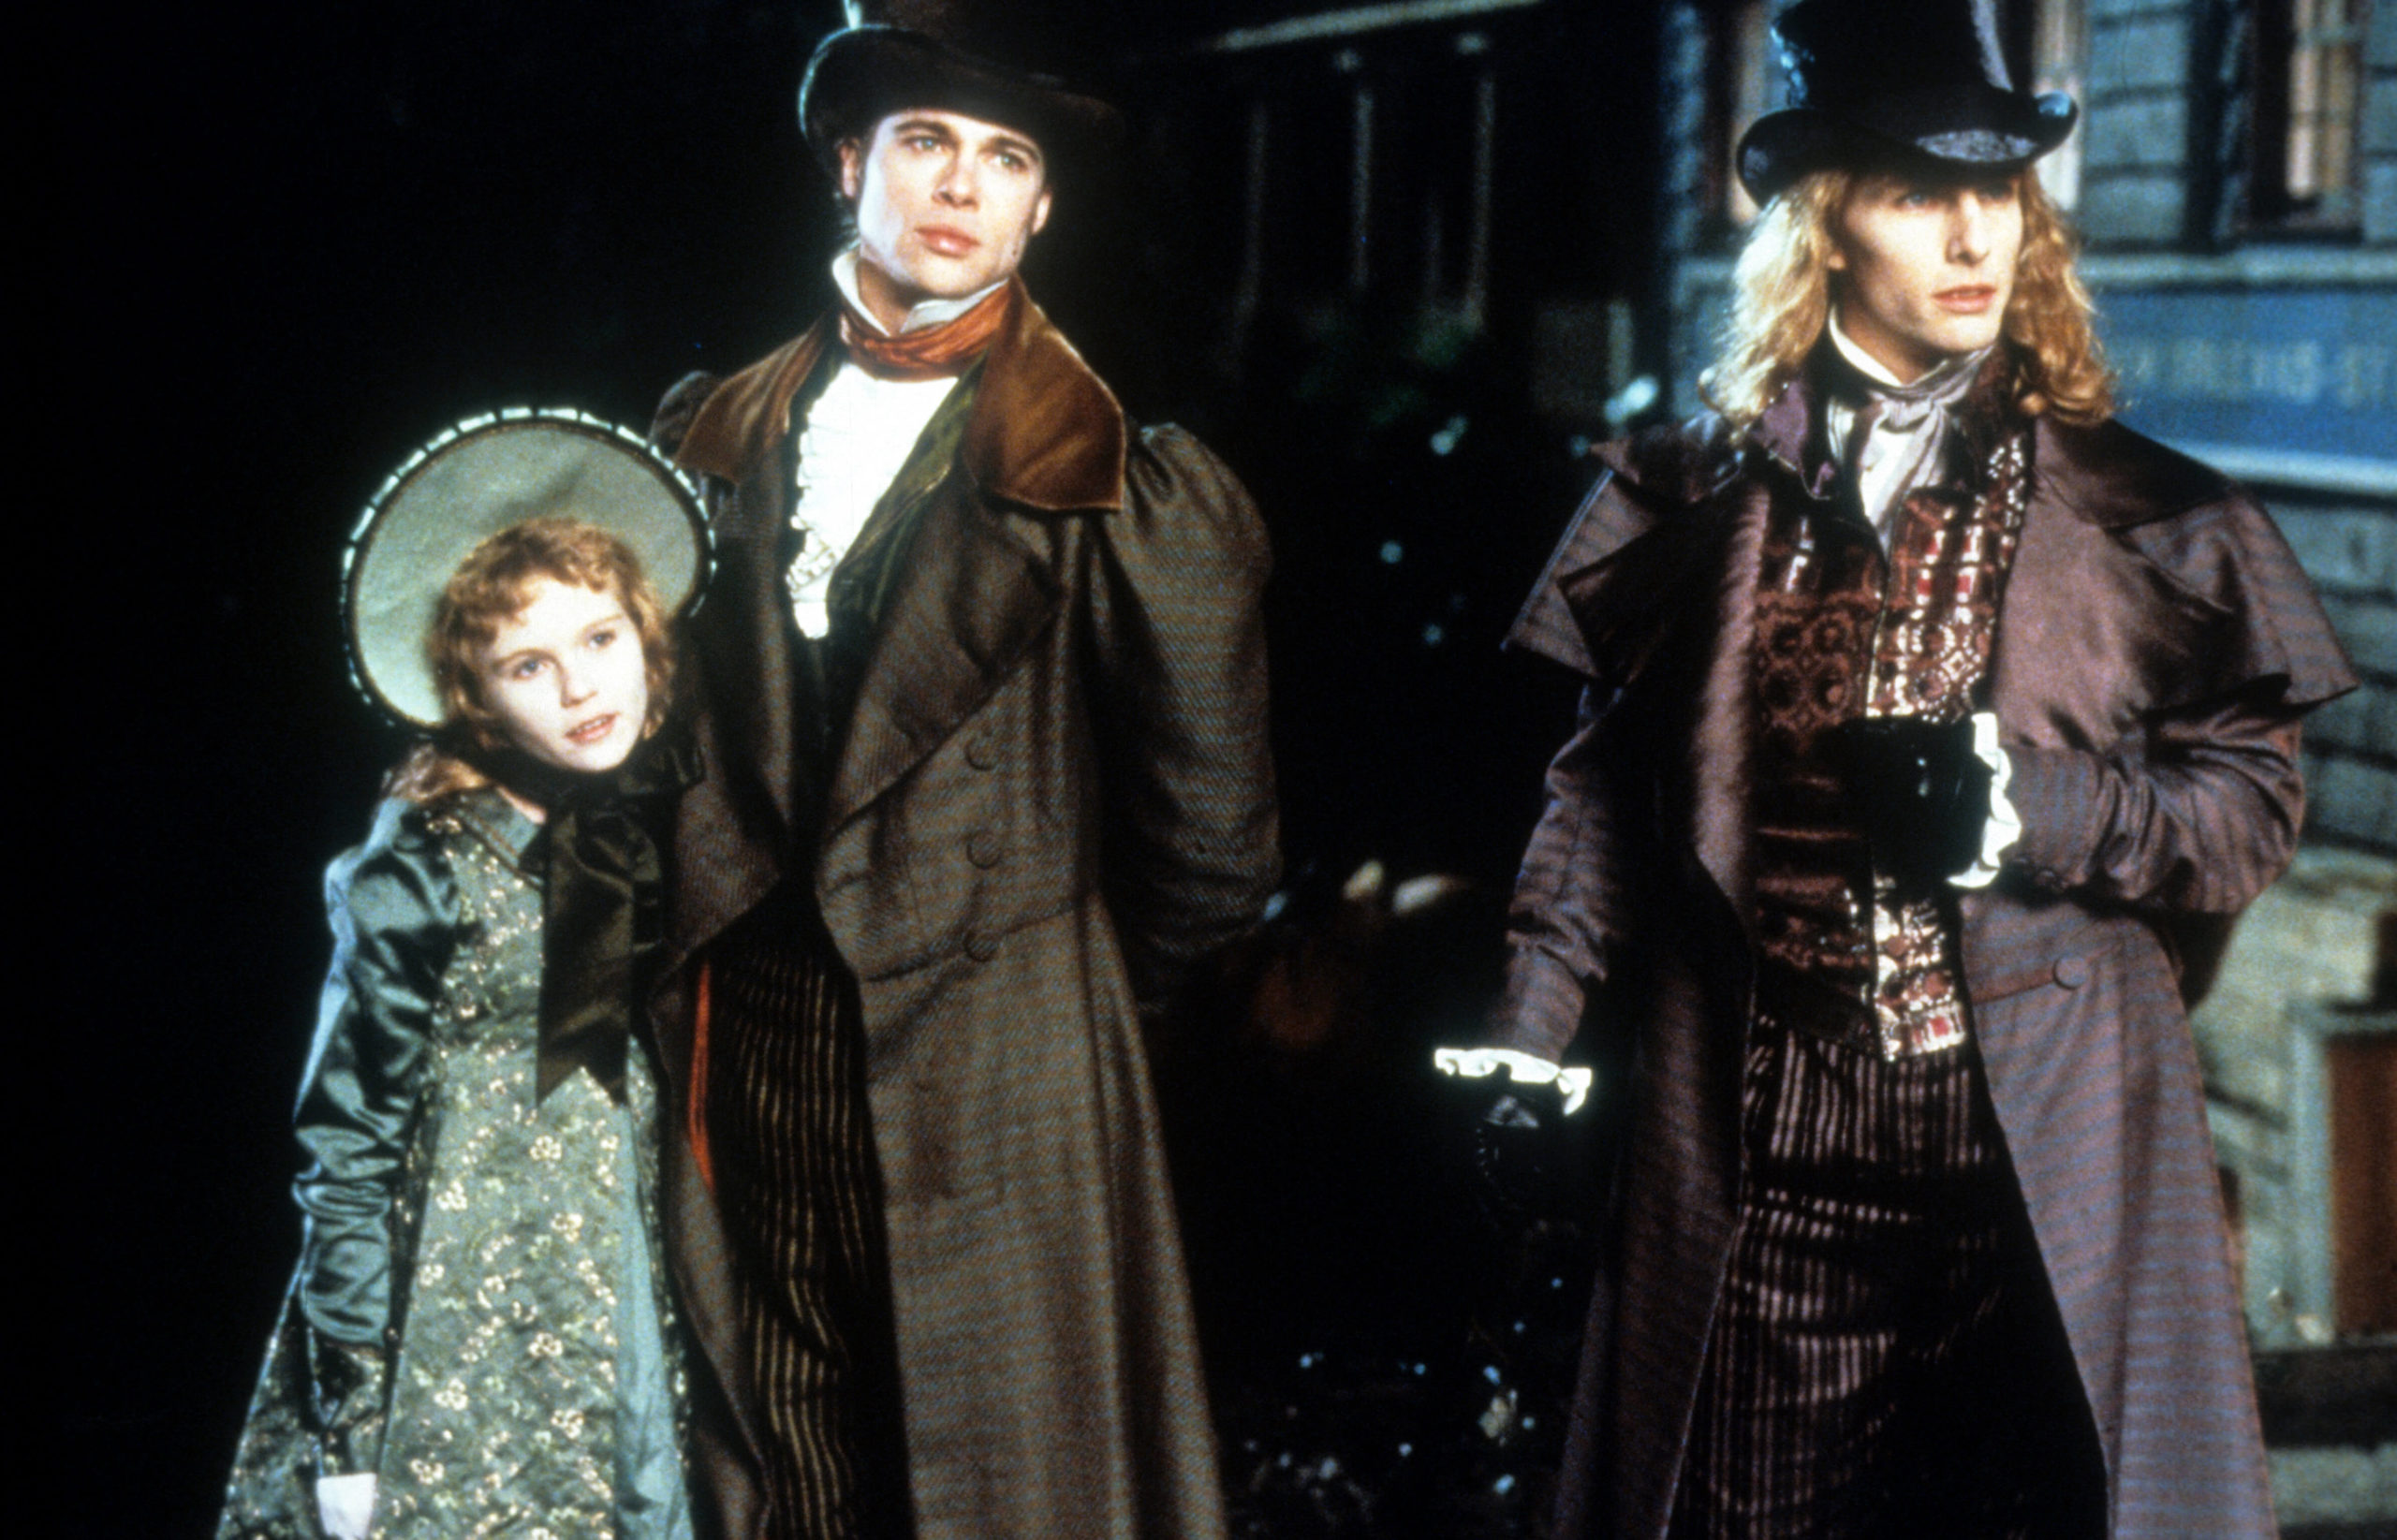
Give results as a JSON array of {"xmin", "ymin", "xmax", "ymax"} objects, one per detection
[
  {"xmin": 799, "ymin": 0, "xmax": 1124, "ymax": 180},
  {"xmin": 343, "ymin": 409, "xmax": 711, "ymax": 730},
  {"xmin": 1736, "ymin": 0, "xmax": 2077, "ymax": 203}
]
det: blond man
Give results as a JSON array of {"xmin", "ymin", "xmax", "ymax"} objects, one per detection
[{"xmin": 1456, "ymin": 1, "xmax": 2355, "ymax": 1535}]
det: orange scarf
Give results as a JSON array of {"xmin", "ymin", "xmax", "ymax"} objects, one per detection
[{"xmin": 838, "ymin": 281, "xmax": 1015, "ymax": 381}]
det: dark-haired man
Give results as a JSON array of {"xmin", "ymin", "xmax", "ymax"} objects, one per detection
[
  {"xmin": 1451, "ymin": 0, "xmax": 2355, "ymax": 1535},
  {"xmin": 647, "ymin": 6, "xmax": 1276, "ymax": 1536}
]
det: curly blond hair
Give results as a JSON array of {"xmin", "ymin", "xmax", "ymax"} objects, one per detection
[
  {"xmin": 386, "ymin": 518, "xmax": 677, "ymax": 803},
  {"xmin": 1701, "ymin": 168, "xmax": 2113, "ymax": 431}
]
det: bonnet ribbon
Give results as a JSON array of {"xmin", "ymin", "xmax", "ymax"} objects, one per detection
[{"xmin": 488, "ymin": 725, "xmax": 700, "ymax": 1103}]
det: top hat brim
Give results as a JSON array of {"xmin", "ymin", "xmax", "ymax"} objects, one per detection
[
  {"xmin": 344, "ymin": 410, "xmax": 711, "ymax": 730},
  {"xmin": 801, "ymin": 25, "xmax": 1124, "ymax": 180},
  {"xmin": 1737, "ymin": 86, "xmax": 2078, "ymax": 203}
]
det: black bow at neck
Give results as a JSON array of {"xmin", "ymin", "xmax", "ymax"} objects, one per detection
[{"xmin": 471, "ymin": 723, "xmax": 699, "ymax": 1103}]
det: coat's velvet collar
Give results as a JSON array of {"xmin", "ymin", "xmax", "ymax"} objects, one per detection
[{"xmin": 670, "ymin": 277, "xmax": 1127, "ymax": 513}]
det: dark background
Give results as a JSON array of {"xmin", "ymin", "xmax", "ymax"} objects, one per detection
[{"xmin": 29, "ymin": 3, "xmax": 1667, "ymax": 1532}]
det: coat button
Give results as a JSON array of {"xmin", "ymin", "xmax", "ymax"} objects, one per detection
[
  {"xmin": 965, "ymin": 733, "xmax": 998, "ymax": 770},
  {"xmin": 2052, "ymin": 956, "xmax": 2089, "ymax": 990},
  {"xmin": 964, "ymin": 931, "xmax": 999, "ymax": 962},
  {"xmin": 967, "ymin": 831, "xmax": 1003, "ymax": 869}
]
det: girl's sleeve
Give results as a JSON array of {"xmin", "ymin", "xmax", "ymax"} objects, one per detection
[{"xmin": 288, "ymin": 799, "xmax": 460, "ymax": 1472}]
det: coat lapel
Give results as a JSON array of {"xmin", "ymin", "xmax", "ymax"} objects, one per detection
[
  {"xmin": 663, "ymin": 322, "xmax": 834, "ymax": 933},
  {"xmin": 822, "ymin": 286, "xmax": 1125, "ymax": 834},
  {"xmin": 1551, "ymin": 422, "xmax": 1776, "ymax": 930},
  {"xmin": 1684, "ymin": 479, "xmax": 1770, "ymax": 926},
  {"xmin": 821, "ymin": 479, "xmax": 1063, "ymax": 829},
  {"xmin": 1992, "ymin": 415, "xmax": 2278, "ymax": 742}
]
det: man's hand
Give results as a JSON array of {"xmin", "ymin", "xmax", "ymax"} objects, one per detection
[
  {"xmin": 1434, "ymin": 1049, "xmax": 1591, "ymax": 1228},
  {"xmin": 1471, "ymin": 1079, "xmax": 1591, "ymax": 1230},
  {"xmin": 1831, "ymin": 714, "xmax": 1994, "ymax": 891}
]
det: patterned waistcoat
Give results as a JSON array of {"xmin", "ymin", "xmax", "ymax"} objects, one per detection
[{"xmin": 1749, "ymin": 401, "xmax": 2031, "ymax": 1058}]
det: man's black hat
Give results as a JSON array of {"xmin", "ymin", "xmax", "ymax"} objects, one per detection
[
  {"xmin": 1736, "ymin": 0, "xmax": 2077, "ymax": 203},
  {"xmin": 799, "ymin": 0, "xmax": 1123, "ymax": 179}
]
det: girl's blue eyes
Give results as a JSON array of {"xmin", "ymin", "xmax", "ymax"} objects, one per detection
[{"xmin": 499, "ymin": 627, "xmax": 617, "ymax": 680}]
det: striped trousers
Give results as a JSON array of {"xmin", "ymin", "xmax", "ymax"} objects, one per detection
[
  {"xmin": 1669, "ymin": 1024, "xmax": 2106, "ymax": 1540},
  {"xmin": 709, "ymin": 887, "xmax": 915, "ymax": 1540}
]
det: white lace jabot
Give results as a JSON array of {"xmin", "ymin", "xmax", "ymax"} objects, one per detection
[{"xmin": 784, "ymin": 251, "xmax": 995, "ymax": 637}]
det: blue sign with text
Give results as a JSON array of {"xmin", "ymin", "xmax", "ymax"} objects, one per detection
[{"xmin": 2094, "ymin": 286, "xmax": 2395, "ymax": 463}]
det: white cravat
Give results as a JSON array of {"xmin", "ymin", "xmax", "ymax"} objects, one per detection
[
  {"xmin": 1819, "ymin": 310, "xmax": 2020, "ymax": 885},
  {"xmin": 1822, "ymin": 311, "xmax": 1985, "ymax": 548},
  {"xmin": 784, "ymin": 252, "xmax": 1007, "ymax": 638}
]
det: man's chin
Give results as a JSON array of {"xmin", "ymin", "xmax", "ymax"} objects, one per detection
[{"xmin": 891, "ymin": 252, "xmax": 1012, "ymax": 300}]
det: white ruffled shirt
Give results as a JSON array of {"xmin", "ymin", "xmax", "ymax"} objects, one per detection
[{"xmin": 784, "ymin": 251, "xmax": 1006, "ymax": 638}]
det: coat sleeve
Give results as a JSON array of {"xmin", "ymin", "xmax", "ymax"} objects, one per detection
[
  {"xmin": 2003, "ymin": 484, "xmax": 2357, "ymax": 916},
  {"xmin": 1082, "ymin": 424, "xmax": 1281, "ymax": 1005},
  {"xmin": 1486, "ymin": 460, "xmax": 1669, "ymax": 1063},
  {"xmin": 2003, "ymin": 690, "xmax": 2310, "ymax": 914},
  {"xmin": 1490, "ymin": 682, "xmax": 1638, "ymax": 1062},
  {"xmin": 287, "ymin": 798, "xmax": 459, "ymax": 1474}
]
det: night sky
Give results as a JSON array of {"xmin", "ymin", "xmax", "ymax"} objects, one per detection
[{"xmin": 32, "ymin": 4, "xmax": 1638, "ymax": 1532}]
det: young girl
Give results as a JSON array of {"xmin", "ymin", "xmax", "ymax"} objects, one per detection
[{"xmin": 221, "ymin": 416, "xmax": 708, "ymax": 1540}]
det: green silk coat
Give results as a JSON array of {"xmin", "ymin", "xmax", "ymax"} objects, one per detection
[{"xmin": 219, "ymin": 789, "xmax": 694, "ymax": 1539}]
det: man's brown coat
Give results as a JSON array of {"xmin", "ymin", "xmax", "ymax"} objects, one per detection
[{"xmin": 648, "ymin": 289, "xmax": 1278, "ymax": 1539}]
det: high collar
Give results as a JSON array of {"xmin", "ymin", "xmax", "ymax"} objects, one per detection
[
  {"xmin": 1826, "ymin": 308, "xmax": 1910, "ymax": 388},
  {"xmin": 1744, "ymin": 341, "xmax": 2016, "ymax": 501},
  {"xmin": 829, "ymin": 248, "xmax": 1009, "ymax": 337},
  {"xmin": 671, "ymin": 277, "xmax": 1126, "ymax": 514}
]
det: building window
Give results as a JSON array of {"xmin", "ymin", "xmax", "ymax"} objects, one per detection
[{"xmin": 2251, "ymin": 0, "xmax": 2372, "ymax": 228}]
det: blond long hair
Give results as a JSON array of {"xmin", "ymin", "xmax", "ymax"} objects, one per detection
[
  {"xmin": 385, "ymin": 518, "xmax": 678, "ymax": 803},
  {"xmin": 1700, "ymin": 169, "xmax": 2114, "ymax": 431}
]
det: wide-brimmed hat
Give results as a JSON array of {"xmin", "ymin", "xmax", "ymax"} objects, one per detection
[
  {"xmin": 1737, "ymin": 0, "xmax": 2078, "ymax": 203},
  {"xmin": 343, "ymin": 408, "xmax": 710, "ymax": 730},
  {"xmin": 799, "ymin": 0, "xmax": 1123, "ymax": 180}
]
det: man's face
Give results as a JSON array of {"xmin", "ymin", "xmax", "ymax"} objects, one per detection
[
  {"xmin": 1829, "ymin": 169, "xmax": 2023, "ymax": 381},
  {"xmin": 838, "ymin": 109, "xmax": 1052, "ymax": 320}
]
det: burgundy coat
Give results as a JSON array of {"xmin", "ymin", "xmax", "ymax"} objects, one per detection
[
  {"xmin": 647, "ymin": 290, "xmax": 1279, "ymax": 1539},
  {"xmin": 1493, "ymin": 372, "xmax": 2357, "ymax": 1540}
]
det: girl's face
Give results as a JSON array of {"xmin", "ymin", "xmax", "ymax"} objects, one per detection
[{"xmin": 475, "ymin": 576, "xmax": 650, "ymax": 775}]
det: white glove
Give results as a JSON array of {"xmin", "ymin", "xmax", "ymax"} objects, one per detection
[
  {"xmin": 316, "ymin": 1473, "xmax": 376, "ymax": 1540},
  {"xmin": 1949, "ymin": 710, "xmax": 2022, "ymax": 890},
  {"xmin": 1432, "ymin": 1047, "xmax": 1594, "ymax": 1113}
]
